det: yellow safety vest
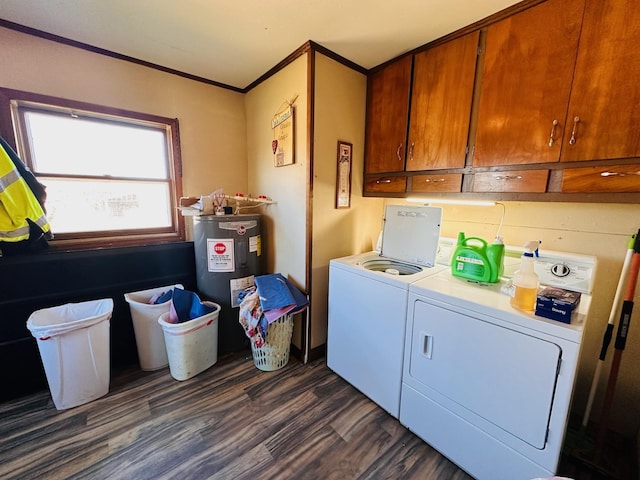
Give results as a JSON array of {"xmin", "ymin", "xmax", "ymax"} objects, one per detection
[{"xmin": 0, "ymin": 144, "xmax": 51, "ymax": 242}]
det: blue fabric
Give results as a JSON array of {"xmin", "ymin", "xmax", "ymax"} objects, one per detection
[
  {"xmin": 283, "ymin": 277, "xmax": 309, "ymax": 314},
  {"xmin": 255, "ymin": 274, "xmax": 295, "ymax": 311},
  {"xmin": 254, "ymin": 273, "xmax": 309, "ymax": 323},
  {"xmin": 171, "ymin": 288, "xmax": 216, "ymax": 323},
  {"xmin": 153, "ymin": 289, "xmax": 174, "ymax": 304}
]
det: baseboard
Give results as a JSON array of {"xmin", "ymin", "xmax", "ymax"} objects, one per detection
[
  {"xmin": 289, "ymin": 343, "xmax": 326, "ymax": 364},
  {"xmin": 290, "ymin": 344, "xmax": 303, "ymax": 361},
  {"xmin": 636, "ymin": 427, "xmax": 639, "ymax": 480},
  {"xmin": 308, "ymin": 344, "xmax": 326, "ymax": 362}
]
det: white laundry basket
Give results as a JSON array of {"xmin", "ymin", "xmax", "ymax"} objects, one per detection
[
  {"xmin": 251, "ymin": 314, "xmax": 294, "ymax": 371},
  {"xmin": 158, "ymin": 302, "xmax": 220, "ymax": 381},
  {"xmin": 26, "ymin": 298, "xmax": 113, "ymax": 410},
  {"xmin": 124, "ymin": 284, "xmax": 183, "ymax": 371}
]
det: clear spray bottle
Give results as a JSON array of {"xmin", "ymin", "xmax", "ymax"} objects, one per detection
[{"xmin": 510, "ymin": 240, "xmax": 541, "ymax": 311}]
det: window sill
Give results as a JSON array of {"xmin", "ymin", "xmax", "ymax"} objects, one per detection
[{"xmin": 46, "ymin": 232, "xmax": 185, "ymax": 252}]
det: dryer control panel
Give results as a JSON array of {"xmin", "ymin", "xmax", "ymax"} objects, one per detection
[{"xmin": 533, "ymin": 254, "xmax": 596, "ymax": 295}]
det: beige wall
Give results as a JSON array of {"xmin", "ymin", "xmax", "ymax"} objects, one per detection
[
  {"xmin": 0, "ymin": 27, "xmax": 247, "ymax": 200},
  {"xmin": 311, "ymin": 54, "xmax": 383, "ymax": 348},
  {"xmin": 388, "ymin": 199, "xmax": 640, "ymax": 437},
  {"xmin": 244, "ymin": 53, "xmax": 384, "ymax": 352},
  {"xmin": 244, "ymin": 55, "xmax": 308, "ymax": 350},
  {"xmin": 244, "ymin": 55, "xmax": 308, "ymax": 287}
]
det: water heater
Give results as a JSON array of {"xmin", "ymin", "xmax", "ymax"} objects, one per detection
[{"xmin": 192, "ymin": 214, "xmax": 262, "ymax": 353}]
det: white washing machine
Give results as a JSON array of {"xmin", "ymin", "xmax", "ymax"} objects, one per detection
[
  {"xmin": 400, "ymin": 248, "xmax": 597, "ymax": 480},
  {"xmin": 327, "ymin": 205, "xmax": 445, "ymax": 418}
]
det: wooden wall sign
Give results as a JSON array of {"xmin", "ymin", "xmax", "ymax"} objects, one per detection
[{"xmin": 271, "ymin": 106, "xmax": 294, "ymax": 167}]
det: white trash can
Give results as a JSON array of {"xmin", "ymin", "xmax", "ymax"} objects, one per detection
[
  {"xmin": 26, "ymin": 298, "xmax": 113, "ymax": 410},
  {"xmin": 124, "ymin": 284, "xmax": 183, "ymax": 371},
  {"xmin": 158, "ymin": 302, "xmax": 220, "ymax": 381}
]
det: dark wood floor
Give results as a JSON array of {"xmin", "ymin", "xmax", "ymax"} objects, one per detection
[{"xmin": 0, "ymin": 352, "xmax": 635, "ymax": 480}]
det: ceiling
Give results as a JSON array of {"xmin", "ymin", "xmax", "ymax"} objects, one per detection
[{"xmin": 0, "ymin": 0, "xmax": 521, "ymax": 90}]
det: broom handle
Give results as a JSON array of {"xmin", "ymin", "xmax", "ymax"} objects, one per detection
[
  {"xmin": 581, "ymin": 236, "xmax": 636, "ymax": 428},
  {"xmin": 595, "ymin": 233, "xmax": 640, "ymax": 458}
]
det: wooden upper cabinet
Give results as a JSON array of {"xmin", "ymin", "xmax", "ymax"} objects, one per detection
[
  {"xmin": 473, "ymin": 0, "xmax": 585, "ymax": 167},
  {"xmin": 364, "ymin": 56, "xmax": 412, "ymax": 174},
  {"xmin": 560, "ymin": 0, "xmax": 640, "ymax": 162},
  {"xmin": 406, "ymin": 31, "xmax": 479, "ymax": 171}
]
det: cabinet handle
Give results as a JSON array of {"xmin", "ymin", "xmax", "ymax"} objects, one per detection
[
  {"xmin": 494, "ymin": 174, "xmax": 523, "ymax": 181},
  {"xmin": 376, "ymin": 178, "xmax": 392, "ymax": 184},
  {"xmin": 425, "ymin": 178, "xmax": 445, "ymax": 183},
  {"xmin": 421, "ymin": 332, "xmax": 433, "ymax": 359},
  {"xmin": 569, "ymin": 116, "xmax": 580, "ymax": 145},
  {"xmin": 600, "ymin": 171, "xmax": 640, "ymax": 177},
  {"xmin": 548, "ymin": 119, "xmax": 558, "ymax": 147},
  {"xmin": 409, "ymin": 142, "xmax": 415, "ymax": 161},
  {"xmin": 396, "ymin": 144, "xmax": 403, "ymax": 163}
]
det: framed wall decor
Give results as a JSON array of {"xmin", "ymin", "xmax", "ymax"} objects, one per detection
[
  {"xmin": 336, "ymin": 140, "xmax": 352, "ymax": 209},
  {"xmin": 271, "ymin": 105, "xmax": 294, "ymax": 166}
]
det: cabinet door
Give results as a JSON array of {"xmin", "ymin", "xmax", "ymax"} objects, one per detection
[
  {"xmin": 560, "ymin": 0, "xmax": 640, "ymax": 162},
  {"xmin": 406, "ymin": 32, "xmax": 479, "ymax": 171},
  {"xmin": 473, "ymin": 0, "xmax": 584, "ymax": 167},
  {"xmin": 364, "ymin": 56, "xmax": 412, "ymax": 174}
]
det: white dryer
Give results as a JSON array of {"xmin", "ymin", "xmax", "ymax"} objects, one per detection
[
  {"xmin": 327, "ymin": 205, "xmax": 444, "ymax": 418},
  {"xmin": 400, "ymin": 249, "xmax": 597, "ymax": 479}
]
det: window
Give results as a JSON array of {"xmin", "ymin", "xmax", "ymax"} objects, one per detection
[{"xmin": 0, "ymin": 88, "xmax": 184, "ymax": 248}]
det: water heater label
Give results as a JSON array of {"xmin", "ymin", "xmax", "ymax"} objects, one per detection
[
  {"xmin": 207, "ymin": 238, "xmax": 235, "ymax": 272},
  {"xmin": 249, "ymin": 235, "xmax": 261, "ymax": 256},
  {"xmin": 230, "ymin": 275, "xmax": 256, "ymax": 307}
]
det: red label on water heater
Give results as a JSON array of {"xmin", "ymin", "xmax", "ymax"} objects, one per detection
[{"xmin": 214, "ymin": 243, "xmax": 226, "ymax": 254}]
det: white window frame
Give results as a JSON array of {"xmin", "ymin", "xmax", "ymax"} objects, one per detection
[{"xmin": 0, "ymin": 88, "xmax": 184, "ymax": 249}]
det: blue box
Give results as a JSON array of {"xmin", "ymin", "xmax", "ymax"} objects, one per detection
[{"xmin": 535, "ymin": 287, "xmax": 581, "ymax": 324}]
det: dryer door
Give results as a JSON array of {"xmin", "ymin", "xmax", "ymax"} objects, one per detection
[{"xmin": 407, "ymin": 299, "xmax": 561, "ymax": 449}]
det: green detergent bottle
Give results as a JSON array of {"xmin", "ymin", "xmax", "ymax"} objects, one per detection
[{"xmin": 451, "ymin": 232, "xmax": 504, "ymax": 283}]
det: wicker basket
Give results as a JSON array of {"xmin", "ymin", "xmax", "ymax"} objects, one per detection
[{"xmin": 251, "ymin": 314, "xmax": 294, "ymax": 371}]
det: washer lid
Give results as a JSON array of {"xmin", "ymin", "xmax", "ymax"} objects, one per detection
[{"xmin": 381, "ymin": 205, "xmax": 442, "ymax": 267}]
